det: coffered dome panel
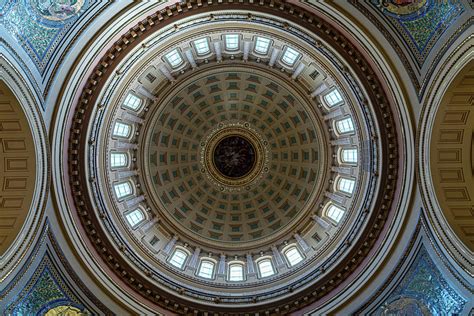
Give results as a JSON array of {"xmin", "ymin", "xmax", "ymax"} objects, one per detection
[
  {"xmin": 143, "ymin": 67, "xmax": 326, "ymax": 247},
  {"xmin": 64, "ymin": 1, "xmax": 405, "ymax": 314}
]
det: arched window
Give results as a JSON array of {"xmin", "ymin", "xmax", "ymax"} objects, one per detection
[
  {"xmin": 337, "ymin": 177, "xmax": 355, "ymax": 194},
  {"xmin": 125, "ymin": 209, "xmax": 145, "ymax": 228},
  {"xmin": 112, "ymin": 121, "xmax": 131, "ymax": 138},
  {"xmin": 324, "ymin": 88, "xmax": 343, "ymax": 107},
  {"xmin": 224, "ymin": 34, "xmax": 240, "ymax": 51},
  {"xmin": 169, "ymin": 249, "xmax": 188, "ymax": 269},
  {"xmin": 335, "ymin": 117, "xmax": 354, "ymax": 134},
  {"xmin": 257, "ymin": 259, "xmax": 275, "ymax": 278},
  {"xmin": 164, "ymin": 49, "xmax": 183, "ymax": 68},
  {"xmin": 193, "ymin": 38, "xmax": 210, "ymax": 55},
  {"xmin": 281, "ymin": 47, "xmax": 300, "ymax": 66},
  {"xmin": 228, "ymin": 263, "xmax": 244, "ymax": 281},
  {"xmin": 110, "ymin": 152, "xmax": 128, "ymax": 168},
  {"xmin": 326, "ymin": 204, "xmax": 345, "ymax": 223},
  {"xmin": 341, "ymin": 148, "xmax": 358, "ymax": 164},
  {"xmin": 114, "ymin": 182, "xmax": 132, "ymax": 199},
  {"xmin": 284, "ymin": 246, "xmax": 303, "ymax": 267},
  {"xmin": 122, "ymin": 93, "xmax": 142, "ymax": 111},
  {"xmin": 254, "ymin": 37, "xmax": 271, "ymax": 55},
  {"xmin": 197, "ymin": 260, "xmax": 215, "ymax": 279}
]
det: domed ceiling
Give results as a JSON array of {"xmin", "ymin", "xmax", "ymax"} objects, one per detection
[
  {"xmin": 65, "ymin": 1, "xmax": 405, "ymax": 314},
  {"xmin": 143, "ymin": 66, "xmax": 326, "ymax": 248}
]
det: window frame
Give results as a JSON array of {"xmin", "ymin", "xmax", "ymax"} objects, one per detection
[
  {"xmin": 112, "ymin": 121, "xmax": 132, "ymax": 139},
  {"xmin": 323, "ymin": 88, "xmax": 344, "ymax": 107},
  {"xmin": 125, "ymin": 208, "xmax": 145, "ymax": 229},
  {"xmin": 227, "ymin": 262, "xmax": 245, "ymax": 282},
  {"xmin": 197, "ymin": 259, "xmax": 216, "ymax": 279},
  {"xmin": 192, "ymin": 37, "xmax": 211, "ymax": 56},
  {"xmin": 325, "ymin": 203, "xmax": 345, "ymax": 224},
  {"xmin": 253, "ymin": 36, "xmax": 271, "ymax": 55},
  {"xmin": 336, "ymin": 177, "xmax": 356, "ymax": 195},
  {"xmin": 122, "ymin": 92, "xmax": 143, "ymax": 111},
  {"xmin": 280, "ymin": 46, "xmax": 301, "ymax": 66},
  {"xmin": 168, "ymin": 248, "xmax": 189, "ymax": 270},
  {"xmin": 340, "ymin": 148, "xmax": 358, "ymax": 164},
  {"xmin": 113, "ymin": 181, "xmax": 133, "ymax": 200},
  {"xmin": 335, "ymin": 117, "xmax": 355, "ymax": 135},
  {"xmin": 110, "ymin": 152, "xmax": 129, "ymax": 169},
  {"xmin": 283, "ymin": 245, "xmax": 304, "ymax": 267},
  {"xmin": 164, "ymin": 49, "xmax": 184, "ymax": 68},
  {"xmin": 224, "ymin": 34, "xmax": 240, "ymax": 51},
  {"xmin": 256, "ymin": 258, "xmax": 276, "ymax": 278}
]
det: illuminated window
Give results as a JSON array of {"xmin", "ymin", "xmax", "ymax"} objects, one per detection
[
  {"xmin": 281, "ymin": 47, "xmax": 300, "ymax": 66},
  {"xmin": 110, "ymin": 152, "xmax": 128, "ymax": 168},
  {"xmin": 228, "ymin": 263, "xmax": 244, "ymax": 281},
  {"xmin": 125, "ymin": 209, "xmax": 144, "ymax": 228},
  {"xmin": 337, "ymin": 178, "xmax": 355, "ymax": 194},
  {"xmin": 164, "ymin": 49, "xmax": 183, "ymax": 68},
  {"xmin": 123, "ymin": 93, "xmax": 142, "ymax": 111},
  {"xmin": 257, "ymin": 259, "xmax": 275, "ymax": 278},
  {"xmin": 114, "ymin": 182, "xmax": 132, "ymax": 199},
  {"xmin": 197, "ymin": 260, "xmax": 215, "ymax": 279},
  {"xmin": 112, "ymin": 122, "xmax": 131, "ymax": 138},
  {"xmin": 324, "ymin": 89, "xmax": 343, "ymax": 107},
  {"xmin": 284, "ymin": 247, "xmax": 303, "ymax": 267},
  {"xmin": 254, "ymin": 37, "xmax": 271, "ymax": 54},
  {"xmin": 341, "ymin": 148, "xmax": 358, "ymax": 163},
  {"xmin": 335, "ymin": 117, "xmax": 354, "ymax": 134},
  {"xmin": 224, "ymin": 34, "xmax": 240, "ymax": 51},
  {"xmin": 326, "ymin": 204, "xmax": 345, "ymax": 223},
  {"xmin": 193, "ymin": 38, "xmax": 210, "ymax": 55},
  {"xmin": 169, "ymin": 249, "xmax": 188, "ymax": 269}
]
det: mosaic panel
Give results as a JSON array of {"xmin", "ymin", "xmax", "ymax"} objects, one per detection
[
  {"xmin": 374, "ymin": 246, "xmax": 466, "ymax": 315},
  {"xmin": 5, "ymin": 254, "xmax": 89, "ymax": 315},
  {"xmin": 0, "ymin": 0, "xmax": 89, "ymax": 73},
  {"xmin": 366, "ymin": 0, "xmax": 464, "ymax": 66}
]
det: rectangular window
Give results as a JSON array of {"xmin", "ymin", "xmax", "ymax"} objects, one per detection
[
  {"xmin": 338, "ymin": 178, "xmax": 355, "ymax": 194},
  {"xmin": 327, "ymin": 204, "xmax": 345, "ymax": 223},
  {"xmin": 110, "ymin": 152, "xmax": 128, "ymax": 168},
  {"xmin": 324, "ymin": 89, "xmax": 343, "ymax": 107},
  {"xmin": 193, "ymin": 38, "xmax": 210, "ymax": 55},
  {"xmin": 228, "ymin": 264, "xmax": 244, "ymax": 281},
  {"xmin": 258, "ymin": 259, "xmax": 275, "ymax": 277},
  {"xmin": 281, "ymin": 47, "xmax": 300, "ymax": 66},
  {"xmin": 113, "ymin": 122, "xmax": 131, "ymax": 138},
  {"xmin": 169, "ymin": 249, "xmax": 188, "ymax": 269},
  {"xmin": 165, "ymin": 49, "xmax": 183, "ymax": 68},
  {"xmin": 254, "ymin": 37, "xmax": 271, "ymax": 54},
  {"xmin": 197, "ymin": 260, "xmax": 215, "ymax": 279},
  {"xmin": 126, "ymin": 209, "xmax": 144, "ymax": 228},
  {"xmin": 335, "ymin": 117, "xmax": 354, "ymax": 134},
  {"xmin": 123, "ymin": 93, "xmax": 142, "ymax": 111},
  {"xmin": 341, "ymin": 148, "xmax": 358, "ymax": 163},
  {"xmin": 285, "ymin": 247, "xmax": 303, "ymax": 266},
  {"xmin": 225, "ymin": 34, "xmax": 240, "ymax": 51},
  {"xmin": 114, "ymin": 182, "xmax": 132, "ymax": 199}
]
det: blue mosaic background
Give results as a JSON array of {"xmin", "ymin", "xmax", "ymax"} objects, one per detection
[
  {"xmin": 375, "ymin": 246, "xmax": 466, "ymax": 315},
  {"xmin": 5, "ymin": 254, "xmax": 89, "ymax": 315},
  {"xmin": 369, "ymin": 0, "xmax": 464, "ymax": 66},
  {"xmin": 0, "ymin": 0, "xmax": 90, "ymax": 73}
]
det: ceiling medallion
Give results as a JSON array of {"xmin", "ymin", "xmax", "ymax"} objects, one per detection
[{"xmin": 200, "ymin": 121, "xmax": 270, "ymax": 192}]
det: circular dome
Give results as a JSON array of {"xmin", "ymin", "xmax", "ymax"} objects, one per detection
[
  {"xmin": 142, "ymin": 66, "xmax": 325, "ymax": 248},
  {"xmin": 65, "ymin": 2, "xmax": 404, "ymax": 314}
]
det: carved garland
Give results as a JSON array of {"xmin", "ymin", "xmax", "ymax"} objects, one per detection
[{"xmin": 68, "ymin": 1, "xmax": 399, "ymax": 314}]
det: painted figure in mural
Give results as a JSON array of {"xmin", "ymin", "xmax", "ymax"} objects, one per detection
[{"xmin": 33, "ymin": 0, "xmax": 84, "ymax": 20}]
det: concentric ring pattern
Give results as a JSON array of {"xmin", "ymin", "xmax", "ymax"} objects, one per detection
[{"xmin": 144, "ymin": 67, "xmax": 324, "ymax": 244}]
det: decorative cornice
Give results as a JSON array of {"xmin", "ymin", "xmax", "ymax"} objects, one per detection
[{"xmin": 67, "ymin": 1, "xmax": 400, "ymax": 314}]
